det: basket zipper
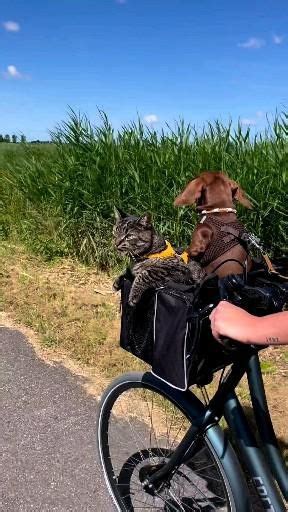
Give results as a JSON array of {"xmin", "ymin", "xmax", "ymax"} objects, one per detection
[{"xmin": 155, "ymin": 286, "xmax": 195, "ymax": 306}]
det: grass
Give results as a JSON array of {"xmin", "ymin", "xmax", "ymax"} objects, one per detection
[
  {"xmin": 1, "ymin": 240, "xmax": 287, "ymax": 380},
  {"xmin": 0, "ymin": 242, "xmax": 287, "ymax": 459},
  {"xmin": 1, "ymin": 109, "xmax": 288, "ymax": 266},
  {"xmin": 3, "ymin": 240, "xmax": 286, "ymax": 380},
  {"xmin": 0, "ymin": 242, "xmax": 145, "ymax": 377},
  {"xmin": 260, "ymin": 360, "xmax": 277, "ymax": 374}
]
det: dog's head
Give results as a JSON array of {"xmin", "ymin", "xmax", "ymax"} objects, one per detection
[{"xmin": 174, "ymin": 171, "xmax": 252, "ymax": 210}]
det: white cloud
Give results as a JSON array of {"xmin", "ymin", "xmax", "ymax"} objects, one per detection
[
  {"xmin": 238, "ymin": 37, "xmax": 265, "ymax": 49},
  {"xmin": 3, "ymin": 65, "xmax": 23, "ymax": 79},
  {"xmin": 144, "ymin": 114, "xmax": 159, "ymax": 124},
  {"xmin": 273, "ymin": 34, "xmax": 284, "ymax": 45},
  {"xmin": 240, "ymin": 111, "xmax": 266, "ymax": 126},
  {"xmin": 240, "ymin": 118, "xmax": 257, "ymax": 126},
  {"xmin": 2, "ymin": 21, "xmax": 20, "ymax": 32}
]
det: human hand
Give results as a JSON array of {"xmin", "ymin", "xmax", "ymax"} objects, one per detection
[{"xmin": 209, "ymin": 301, "xmax": 256, "ymax": 344}]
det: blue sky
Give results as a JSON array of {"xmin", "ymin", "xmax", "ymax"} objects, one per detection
[{"xmin": 0, "ymin": 0, "xmax": 287, "ymax": 140}]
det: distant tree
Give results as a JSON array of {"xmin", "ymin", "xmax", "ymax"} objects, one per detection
[
  {"xmin": 12, "ymin": 134, "xmax": 17, "ymax": 143},
  {"xmin": 20, "ymin": 134, "xmax": 27, "ymax": 143},
  {"xmin": 0, "ymin": 134, "xmax": 4, "ymax": 143},
  {"xmin": 4, "ymin": 134, "xmax": 11, "ymax": 143}
]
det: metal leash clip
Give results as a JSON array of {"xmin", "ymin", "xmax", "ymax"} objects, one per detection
[
  {"xmin": 243, "ymin": 232, "xmax": 288, "ymax": 280},
  {"xmin": 242, "ymin": 232, "xmax": 264, "ymax": 252}
]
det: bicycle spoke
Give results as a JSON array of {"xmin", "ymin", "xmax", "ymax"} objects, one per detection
[
  {"xmin": 145, "ymin": 390, "xmax": 166, "ymax": 459},
  {"xmin": 169, "ymin": 484, "xmax": 200, "ymax": 512},
  {"xmin": 168, "ymin": 416, "xmax": 188, "ymax": 451},
  {"xmin": 99, "ymin": 383, "xmax": 231, "ymax": 511},
  {"xmin": 167, "ymin": 488, "xmax": 187, "ymax": 511}
]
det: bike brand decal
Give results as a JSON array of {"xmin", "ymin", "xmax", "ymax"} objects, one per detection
[{"xmin": 252, "ymin": 477, "xmax": 275, "ymax": 511}]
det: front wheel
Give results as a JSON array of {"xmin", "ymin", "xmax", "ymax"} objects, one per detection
[{"xmin": 97, "ymin": 372, "xmax": 250, "ymax": 511}]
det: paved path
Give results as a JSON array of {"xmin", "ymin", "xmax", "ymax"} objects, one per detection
[{"xmin": 0, "ymin": 327, "xmax": 114, "ymax": 512}]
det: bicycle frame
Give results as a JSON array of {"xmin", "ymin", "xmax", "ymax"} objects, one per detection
[
  {"xmin": 246, "ymin": 354, "xmax": 287, "ymax": 497},
  {"xmin": 143, "ymin": 352, "xmax": 287, "ymax": 511}
]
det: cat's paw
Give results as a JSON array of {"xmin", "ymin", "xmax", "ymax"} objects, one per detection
[
  {"xmin": 128, "ymin": 295, "xmax": 138, "ymax": 307},
  {"xmin": 113, "ymin": 275, "xmax": 123, "ymax": 291}
]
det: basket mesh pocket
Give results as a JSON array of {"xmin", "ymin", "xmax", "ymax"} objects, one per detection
[
  {"xmin": 119, "ymin": 278, "xmax": 202, "ymax": 389},
  {"xmin": 120, "ymin": 278, "xmax": 154, "ymax": 365}
]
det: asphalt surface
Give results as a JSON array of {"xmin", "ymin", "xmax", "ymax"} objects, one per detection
[{"xmin": 0, "ymin": 327, "xmax": 114, "ymax": 512}]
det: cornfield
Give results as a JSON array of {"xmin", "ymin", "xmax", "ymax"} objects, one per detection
[{"xmin": 1, "ymin": 110, "xmax": 287, "ymax": 268}]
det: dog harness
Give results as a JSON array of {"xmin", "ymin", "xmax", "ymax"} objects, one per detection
[{"xmin": 198, "ymin": 215, "xmax": 247, "ymax": 267}]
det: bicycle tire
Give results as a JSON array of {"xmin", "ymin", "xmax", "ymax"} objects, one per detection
[{"xmin": 97, "ymin": 372, "xmax": 251, "ymax": 511}]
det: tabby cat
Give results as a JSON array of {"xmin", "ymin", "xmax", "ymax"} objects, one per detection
[{"xmin": 113, "ymin": 207, "xmax": 205, "ymax": 305}]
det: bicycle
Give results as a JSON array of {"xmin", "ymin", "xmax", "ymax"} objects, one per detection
[{"xmin": 97, "ymin": 272, "xmax": 288, "ymax": 511}]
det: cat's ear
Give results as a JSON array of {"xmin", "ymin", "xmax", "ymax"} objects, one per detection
[
  {"xmin": 114, "ymin": 206, "xmax": 128, "ymax": 221},
  {"xmin": 174, "ymin": 177, "xmax": 205, "ymax": 206},
  {"xmin": 138, "ymin": 213, "xmax": 152, "ymax": 227}
]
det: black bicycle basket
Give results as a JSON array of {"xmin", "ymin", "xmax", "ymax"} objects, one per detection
[{"xmin": 119, "ymin": 263, "xmax": 288, "ymax": 390}]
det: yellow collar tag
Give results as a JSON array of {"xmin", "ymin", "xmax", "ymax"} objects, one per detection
[{"xmin": 147, "ymin": 241, "xmax": 189, "ymax": 264}]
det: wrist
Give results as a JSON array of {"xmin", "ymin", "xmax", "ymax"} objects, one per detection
[{"xmin": 240, "ymin": 314, "xmax": 260, "ymax": 344}]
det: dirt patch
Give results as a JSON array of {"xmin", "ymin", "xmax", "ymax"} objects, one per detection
[
  {"xmin": 0, "ymin": 243, "xmax": 287, "ymax": 458},
  {"xmin": 0, "ymin": 243, "xmax": 141, "ymax": 377},
  {"xmin": 0, "ymin": 311, "xmax": 109, "ymax": 399}
]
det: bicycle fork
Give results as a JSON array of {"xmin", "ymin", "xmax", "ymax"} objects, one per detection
[{"xmin": 143, "ymin": 357, "xmax": 249, "ymax": 491}]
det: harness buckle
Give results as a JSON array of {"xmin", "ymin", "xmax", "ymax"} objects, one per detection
[{"xmin": 242, "ymin": 232, "xmax": 263, "ymax": 251}]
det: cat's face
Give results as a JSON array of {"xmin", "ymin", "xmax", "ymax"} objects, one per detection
[{"xmin": 113, "ymin": 207, "xmax": 154, "ymax": 258}]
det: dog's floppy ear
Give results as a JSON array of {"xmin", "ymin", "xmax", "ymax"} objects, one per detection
[
  {"xmin": 228, "ymin": 179, "xmax": 253, "ymax": 209},
  {"xmin": 174, "ymin": 177, "xmax": 205, "ymax": 206}
]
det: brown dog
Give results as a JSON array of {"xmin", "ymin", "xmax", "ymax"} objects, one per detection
[{"xmin": 174, "ymin": 171, "xmax": 253, "ymax": 277}]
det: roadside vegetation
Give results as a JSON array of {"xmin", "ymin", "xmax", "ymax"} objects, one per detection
[
  {"xmin": 0, "ymin": 111, "xmax": 287, "ymax": 456},
  {"xmin": 0, "ymin": 242, "xmax": 140, "ymax": 376},
  {"xmin": 1, "ymin": 110, "xmax": 287, "ymax": 266},
  {"xmin": 0, "ymin": 242, "xmax": 287, "ymax": 458}
]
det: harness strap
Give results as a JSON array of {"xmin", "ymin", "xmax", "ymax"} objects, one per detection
[
  {"xmin": 199, "ymin": 215, "xmax": 247, "ymax": 267},
  {"xmin": 146, "ymin": 241, "xmax": 175, "ymax": 260},
  {"xmin": 220, "ymin": 225, "xmax": 249, "ymax": 252},
  {"xmin": 146, "ymin": 241, "xmax": 189, "ymax": 264},
  {"xmin": 262, "ymin": 254, "xmax": 288, "ymax": 280},
  {"xmin": 222, "ymin": 230, "xmax": 288, "ymax": 281}
]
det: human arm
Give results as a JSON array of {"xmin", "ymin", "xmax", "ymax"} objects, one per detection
[{"xmin": 209, "ymin": 301, "xmax": 288, "ymax": 345}]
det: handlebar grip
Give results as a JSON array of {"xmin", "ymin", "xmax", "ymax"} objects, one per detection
[
  {"xmin": 218, "ymin": 280, "xmax": 229, "ymax": 301},
  {"xmin": 218, "ymin": 334, "xmax": 240, "ymax": 352}
]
